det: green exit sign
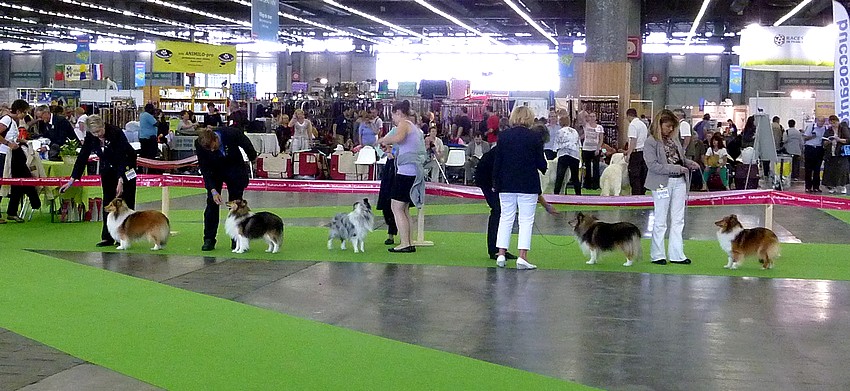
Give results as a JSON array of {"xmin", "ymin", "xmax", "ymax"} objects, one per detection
[
  {"xmin": 11, "ymin": 72, "xmax": 42, "ymax": 79},
  {"xmin": 668, "ymin": 76, "xmax": 720, "ymax": 85}
]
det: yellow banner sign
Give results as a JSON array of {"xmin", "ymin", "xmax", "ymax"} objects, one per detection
[{"xmin": 153, "ymin": 40, "xmax": 237, "ymax": 75}]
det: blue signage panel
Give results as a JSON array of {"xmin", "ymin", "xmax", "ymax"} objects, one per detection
[
  {"xmin": 252, "ymin": 0, "xmax": 279, "ymax": 42},
  {"xmin": 558, "ymin": 37, "xmax": 574, "ymax": 78},
  {"xmin": 729, "ymin": 65, "xmax": 742, "ymax": 94},
  {"xmin": 134, "ymin": 62, "xmax": 146, "ymax": 88},
  {"xmin": 75, "ymin": 36, "xmax": 90, "ymax": 65}
]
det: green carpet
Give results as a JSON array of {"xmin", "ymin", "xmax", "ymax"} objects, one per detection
[
  {"xmin": 6, "ymin": 212, "xmax": 850, "ymax": 281},
  {"xmin": 0, "ymin": 252, "xmax": 591, "ymax": 390}
]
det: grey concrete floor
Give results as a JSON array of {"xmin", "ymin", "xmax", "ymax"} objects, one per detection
[{"xmin": 15, "ymin": 251, "xmax": 850, "ymax": 391}]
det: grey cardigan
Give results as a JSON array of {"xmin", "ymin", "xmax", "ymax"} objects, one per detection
[{"xmin": 643, "ymin": 136, "xmax": 696, "ymax": 191}]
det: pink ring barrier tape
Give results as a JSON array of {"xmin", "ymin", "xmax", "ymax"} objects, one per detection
[
  {"xmin": 3, "ymin": 175, "xmax": 850, "ymax": 210},
  {"xmin": 136, "ymin": 156, "xmax": 198, "ymax": 170}
]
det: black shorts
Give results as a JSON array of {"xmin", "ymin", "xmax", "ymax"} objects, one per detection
[{"xmin": 390, "ymin": 174, "xmax": 416, "ymax": 204}]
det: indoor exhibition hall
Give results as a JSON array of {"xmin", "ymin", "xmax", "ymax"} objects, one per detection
[{"xmin": 1, "ymin": 0, "xmax": 850, "ymax": 390}]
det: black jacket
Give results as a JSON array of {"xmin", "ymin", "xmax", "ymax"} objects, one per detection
[
  {"xmin": 71, "ymin": 124, "xmax": 137, "ymax": 180},
  {"xmin": 475, "ymin": 146, "xmax": 496, "ymax": 190},
  {"xmin": 204, "ymin": 112, "xmax": 223, "ymax": 127},
  {"xmin": 493, "ymin": 126, "xmax": 547, "ymax": 194},
  {"xmin": 39, "ymin": 115, "xmax": 75, "ymax": 146},
  {"xmin": 195, "ymin": 127, "xmax": 258, "ymax": 190}
]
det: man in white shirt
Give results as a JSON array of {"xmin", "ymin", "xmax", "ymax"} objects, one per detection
[
  {"xmin": 675, "ymin": 109, "xmax": 693, "ymax": 158},
  {"xmin": 625, "ymin": 108, "xmax": 648, "ymax": 195},
  {"xmin": 73, "ymin": 107, "xmax": 88, "ymax": 141},
  {"xmin": 105, "ymin": 76, "xmax": 118, "ymax": 90}
]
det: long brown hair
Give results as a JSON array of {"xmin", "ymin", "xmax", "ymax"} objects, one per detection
[{"xmin": 649, "ymin": 109, "xmax": 679, "ymax": 141}]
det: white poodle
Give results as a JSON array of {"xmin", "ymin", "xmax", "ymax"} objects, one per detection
[{"xmin": 599, "ymin": 153, "xmax": 629, "ymax": 196}]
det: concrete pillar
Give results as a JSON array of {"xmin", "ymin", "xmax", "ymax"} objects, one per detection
[
  {"xmin": 626, "ymin": 0, "xmax": 643, "ymax": 101},
  {"xmin": 585, "ymin": 0, "xmax": 628, "ymax": 62},
  {"xmin": 277, "ymin": 51, "xmax": 290, "ymax": 93},
  {"xmin": 0, "ymin": 52, "xmax": 10, "ymax": 88}
]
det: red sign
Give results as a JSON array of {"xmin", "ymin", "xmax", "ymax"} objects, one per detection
[
  {"xmin": 292, "ymin": 72, "xmax": 300, "ymax": 81},
  {"xmin": 648, "ymin": 74, "xmax": 661, "ymax": 85},
  {"xmin": 627, "ymin": 36, "xmax": 641, "ymax": 59}
]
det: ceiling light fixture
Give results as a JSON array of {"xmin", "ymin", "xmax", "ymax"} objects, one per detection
[
  {"xmin": 59, "ymin": 0, "xmax": 212, "ymax": 34},
  {"xmin": 0, "ymin": 15, "xmax": 36, "ymax": 24},
  {"xmin": 681, "ymin": 0, "xmax": 712, "ymax": 55},
  {"xmin": 773, "ymin": 0, "xmax": 813, "ymax": 26},
  {"xmin": 322, "ymin": 0, "xmax": 427, "ymax": 40},
  {"xmin": 412, "ymin": 0, "xmax": 503, "ymax": 46},
  {"xmin": 502, "ymin": 0, "xmax": 557, "ymax": 45},
  {"xmin": 225, "ymin": 0, "xmax": 382, "ymax": 43},
  {"xmin": 0, "ymin": 1, "xmax": 185, "ymax": 40}
]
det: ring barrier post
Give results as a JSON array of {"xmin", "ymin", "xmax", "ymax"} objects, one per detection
[
  {"xmin": 412, "ymin": 205, "xmax": 434, "ymax": 247},
  {"xmin": 764, "ymin": 204, "xmax": 774, "ymax": 231}
]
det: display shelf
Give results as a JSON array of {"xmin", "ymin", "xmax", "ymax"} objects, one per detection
[{"xmin": 580, "ymin": 98, "xmax": 620, "ymax": 147}]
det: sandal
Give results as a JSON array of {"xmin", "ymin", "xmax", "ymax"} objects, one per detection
[{"xmin": 6, "ymin": 215, "xmax": 24, "ymax": 223}]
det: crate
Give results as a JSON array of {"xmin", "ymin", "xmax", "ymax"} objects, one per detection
[{"xmin": 172, "ymin": 136, "xmax": 198, "ymax": 151}]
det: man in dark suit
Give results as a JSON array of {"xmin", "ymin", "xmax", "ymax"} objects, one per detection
[
  {"xmin": 35, "ymin": 105, "xmax": 75, "ymax": 160},
  {"xmin": 195, "ymin": 126, "xmax": 258, "ymax": 251}
]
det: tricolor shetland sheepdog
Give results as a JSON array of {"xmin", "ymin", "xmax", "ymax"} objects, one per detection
[
  {"xmin": 225, "ymin": 199, "xmax": 284, "ymax": 254},
  {"xmin": 570, "ymin": 212, "xmax": 642, "ymax": 267},
  {"xmin": 105, "ymin": 198, "xmax": 171, "ymax": 251},
  {"xmin": 327, "ymin": 198, "xmax": 374, "ymax": 253},
  {"xmin": 715, "ymin": 214, "xmax": 780, "ymax": 270}
]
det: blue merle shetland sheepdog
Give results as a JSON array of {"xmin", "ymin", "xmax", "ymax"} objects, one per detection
[{"xmin": 327, "ymin": 198, "xmax": 374, "ymax": 253}]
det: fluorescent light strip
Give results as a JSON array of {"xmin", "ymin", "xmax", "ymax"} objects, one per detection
[
  {"xmin": 502, "ymin": 0, "xmax": 557, "ymax": 45},
  {"xmin": 0, "ymin": 26, "xmax": 75, "ymax": 40},
  {"xmin": 0, "ymin": 15, "xmax": 131, "ymax": 40},
  {"xmin": 0, "ymin": 1, "xmax": 187, "ymax": 41},
  {"xmin": 412, "ymin": 0, "xmax": 503, "ymax": 46},
  {"xmin": 774, "ymin": 0, "xmax": 813, "ymax": 26},
  {"xmin": 226, "ymin": 0, "xmax": 382, "ymax": 44},
  {"xmin": 681, "ymin": 0, "xmax": 712, "ymax": 55},
  {"xmin": 322, "ymin": 0, "xmax": 427, "ymax": 40},
  {"xmin": 0, "ymin": 15, "xmax": 37, "ymax": 24},
  {"xmin": 59, "ymin": 0, "xmax": 210, "ymax": 33},
  {"xmin": 0, "ymin": 33, "xmax": 52, "ymax": 44}
]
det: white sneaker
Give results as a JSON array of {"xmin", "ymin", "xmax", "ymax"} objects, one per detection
[
  {"xmin": 843, "ymin": 187, "xmax": 848, "ymax": 195},
  {"xmin": 496, "ymin": 255, "xmax": 506, "ymax": 268},
  {"xmin": 516, "ymin": 258, "xmax": 537, "ymax": 270},
  {"xmin": 829, "ymin": 188, "xmax": 836, "ymax": 194}
]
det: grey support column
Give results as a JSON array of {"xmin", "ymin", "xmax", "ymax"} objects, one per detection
[
  {"xmin": 0, "ymin": 51, "xmax": 10, "ymax": 88},
  {"xmin": 626, "ymin": 0, "xmax": 643, "ymax": 100},
  {"xmin": 585, "ymin": 0, "xmax": 629, "ymax": 62}
]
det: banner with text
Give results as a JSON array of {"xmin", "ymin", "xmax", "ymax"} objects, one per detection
[
  {"xmin": 739, "ymin": 24, "xmax": 835, "ymax": 71},
  {"xmin": 834, "ymin": 1, "xmax": 850, "ymax": 123},
  {"xmin": 668, "ymin": 76, "xmax": 720, "ymax": 85},
  {"xmin": 252, "ymin": 0, "xmax": 279, "ymax": 42},
  {"xmin": 729, "ymin": 65, "xmax": 742, "ymax": 93},
  {"xmin": 557, "ymin": 38, "xmax": 574, "ymax": 78},
  {"xmin": 75, "ymin": 36, "xmax": 90, "ymax": 64},
  {"xmin": 153, "ymin": 41, "xmax": 237, "ymax": 74},
  {"xmin": 134, "ymin": 62, "xmax": 146, "ymax": 88}
]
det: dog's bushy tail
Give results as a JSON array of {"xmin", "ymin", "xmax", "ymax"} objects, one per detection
[{"xmin": 622, "ymin": 232, "xmax": 642, "ymax": 261}]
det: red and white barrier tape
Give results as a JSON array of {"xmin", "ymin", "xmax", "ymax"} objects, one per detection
[{"xmin": 3, "ymin": 175, "xmax": 850, "ymax": 210}]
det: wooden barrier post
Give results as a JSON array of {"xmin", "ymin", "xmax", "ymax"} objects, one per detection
[
  {"xmin": 764, "ymin": 204, "xmax": 774, "ymax": 230},
  {"xmin": 161, "ymin": 186, "xmax": 170, "ymax": 218},
  {"xmin": 412, "ymin": 205, "xmax": 434, "ymax": 247}
]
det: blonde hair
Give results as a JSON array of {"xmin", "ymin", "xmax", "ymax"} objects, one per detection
[
  {"xmin": 197, "ymin": 127, "xmax": 219, "ymax": 150},
  {"xmin": 294, "ymin": 109, "xmax": 305, "ymax": 117},
  {"xmin": 85, "ymin": 114, "xmax": 105, "ymax": 132},
  {"xmin": 509, "ymin": 106, "xmax": 535, "ymax": 128},
  {"xmin": 75, "ymin": 107, "xmax": 86, "ymax": 116},
  {"xmin": 649, "ymin": 109, "xmax": 679, "ymax": 141}
]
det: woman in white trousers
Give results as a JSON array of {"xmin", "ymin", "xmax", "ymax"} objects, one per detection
[
  {"xmin": 643, "ymin": 109, "xmax": 700, "ymax": 265},
  {"xmin": 492, "ymin": 106, "xmax": 549, "ymax": 270}
]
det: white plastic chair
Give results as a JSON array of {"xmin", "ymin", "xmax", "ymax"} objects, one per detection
[
  {"xmin": 354, "ymin": 146, "xmax": 377, "ymax": 180},
  {"xmin": 130, "ymin": 142, "xmax": 142, "ymax": 151},
  {"xmin": 444, "ymin": 148, "xmax": 466, "ymax": 184}
]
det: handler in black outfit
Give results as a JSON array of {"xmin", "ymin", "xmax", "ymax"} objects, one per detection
[
  {"xmin": 195, "ymin": 126, "xmax": 257, "ymax": 251},
  {"xmin": 59, "ymin": 115, "xmax": 137, "ymax": 247},
  {"xmin": 474, "ymin": 146, "xmax": 516, "ymax": 261}
]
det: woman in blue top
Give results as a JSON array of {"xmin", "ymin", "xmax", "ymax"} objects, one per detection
[
  {"xmin": 358, "ymin": 112, "xmax": 380, "ymax": 146},
  {"xmin": 138, "ymin": 103, "xmax": 158, "ymax": 158}
]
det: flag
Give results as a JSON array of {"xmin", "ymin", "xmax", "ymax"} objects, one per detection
[
  {"xmin": 91, "ymin": 63, "xmax": 104, "ymax": 80},
  {"xmin": 834, "ymin": 1, "xmax": 850, "ymax": 123},
  {"xmin": 54, "ymin": 65, "xmax": 64, "ymax": 81}
]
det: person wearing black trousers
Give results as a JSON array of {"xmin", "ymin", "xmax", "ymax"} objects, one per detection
[
  {"xmin": 60, "ymin": 115, "xmax": 137, "ymax": 246},
  {"xmin": 475, "ymin": 146, "xmax": 517, "ymax": 261},
  {"xmin": 195, "ymin": 126, "xmax": 257, "ymax": 251},
  {"xmin": 377, "ymin": 143, "xmax": 398, "ymax": 245}
]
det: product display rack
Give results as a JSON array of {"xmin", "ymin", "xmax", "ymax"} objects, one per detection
[
  {"xmin": 149, "ymin": 86, "xmax": 229, "ymax": 123},
  {"xmin": 580, "ymin": 97, "xmax": 620, "ymax": 147}
]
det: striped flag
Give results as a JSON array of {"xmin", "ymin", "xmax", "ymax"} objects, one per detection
[{"xmin": 91, "ymin": 63, "xmax": 104, "ymax": 80}]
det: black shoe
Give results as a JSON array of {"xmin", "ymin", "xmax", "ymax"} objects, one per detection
[
  {"xmin": 504, "ymin": 252, "xmax": 518, "ymax": 260},
  {"xmin": 670, "ymin": 258, "xmax": 692, "ymax": 265},
  {"xmin": 96, "ymin": 239, "xmax": 115, "ymax": 247},
  {"xmin": 814, "ymin": 188, "xmax": 823, "ymax": 193},
  {"xmin": 651, "ymin": 259, "xmax": 667, "ymax": 265},
  {"xmin": 388, "ymin": 246, "xmax": 416, "ymax": 253},
  {"xmin": 202, "ymin": 239, "xmax": 216, "ymax": 252},
  {"xmin": 231, "ymin": 239, "xmax": 237, "ymax": 250},
  {"xmin": 384, "ymin": 238, "xmax": 394, "ymax": 245}
]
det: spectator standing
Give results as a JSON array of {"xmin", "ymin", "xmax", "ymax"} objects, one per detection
[
  {"xmin": 581, "ymin": 112, "xmax": 603, "ymax": 190},
  {"xmin": 0, "ymin": 100, "xmax": 38, "ymax": 223},
  {"xmin": 289, "ymin": 109, "xmax": 314, "ymax": 152},
  {"xmin": 73, "ymin": 107, "xmax": 88, "ymax": 141},
  {"xmin": 693, "ymin": 113, "xmax": 711, "ymax": 142},
  {"xmin": 465, "ymin": 133, "xmax": 490, "ymax": 183},
  {"xmin": 552, "ymin": 116, "xmax": 582, "ymax": 195},
  {"xmin": 674, "ymin": 109, "xmax": 694, "ymax": 160},
  {"xmin": 423, "ymin": 126, "xmax": 444, "ymax": 182},
  {"xmin": 625, "ymin": 108, "xmax": 649, "ymax": 195},
  {"xmin": 275, "ymin": 113, "xmax": 292, "ymax": 152},
  {"xmin": 203, "ymin": 102, "xmax": 223, "ymax": 128},
  {"xmin": 803, "ymin": 117, "xmax": 827, "ymax": 192},
  {"xmin": 822, "ymin": 116, "xmax": 850, "ymax": 194},
  {"xmin": 782, "ymin": 119, "xmax": 803, "ymax": 181},
  {"xmin": 138, "ymin": 103, "xmax": 159, "ymax": 158}
]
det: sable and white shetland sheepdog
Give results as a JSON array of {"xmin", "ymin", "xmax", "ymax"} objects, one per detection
[
  {"xmin": 715, "ymin": 214, "xmax": 780, "ymax": 270},
  {"xmin": 224, "ymin": 199, "xmax": 284, "ymax": 254},
  {"xmin": 570, "ymin": 212, "xmax": 642, "ymax": 267},
  {"xmin": 105, "ymin": 198, "xmax": 171, "ymax": 251},
  {"xmin": 327, "ymin": 198, "xmax": 374, "ymax": 253}
]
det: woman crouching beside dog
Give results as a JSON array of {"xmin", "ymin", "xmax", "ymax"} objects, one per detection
[{"xmin": 644, "ymin": 109, "xmax": 700, "ymax": 265}]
